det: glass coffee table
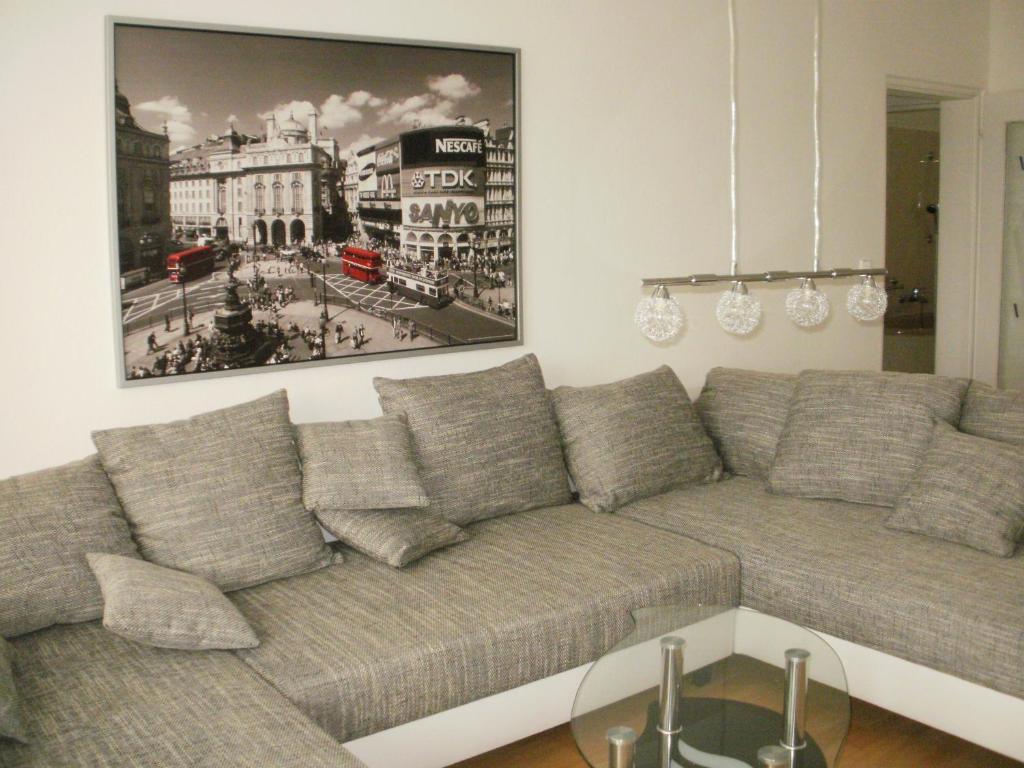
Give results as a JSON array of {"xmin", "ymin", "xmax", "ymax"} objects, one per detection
[{"xmin": 571, "ymin": 605, "xmax": 850, "ymax": 768}]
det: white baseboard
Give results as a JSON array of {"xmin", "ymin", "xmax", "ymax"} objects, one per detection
[
  {"xmin": 812, "ymin": 627, "xmax": 1024, "ymax": 761},
  {"xmin": 345, "ymin": 608, "xmax": 1024, "ymax": 766},
  {"xmin": 734, "ymin": 608, "xmax": 1024, "ymax": 761},
  {"xmin": 343, "ymin": 664, "xmax": 590, "ymax": 768}
]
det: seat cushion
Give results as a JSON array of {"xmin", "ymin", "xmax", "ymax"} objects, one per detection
[
  {"xmin": 0, "ymin": 622, "xmax": 365, "ymax": 767},
  {"xmin": 315, "ymin": 508, "xmax": 468, "ymax": 568},
  {"xmin": 373, "ymin": 354, "xmax": 572, "ymax": 525},
  {"xmin": 92, "ymin": 390, "xmax": 333, "ymax": 592},
  {"xmin": 960, "ymin": 381, "xmax": 1024, "ymax": 446},
  {"xmin": 0, "ymin": 455, "xmax": 139, "ymax": 638},
  {"xmin": 695, "ymin": 368, "xmax": 796, "ymax": 479},
  {"xmin": 886, "ymin": 422, "xmax": 1024, "ymax": 557},
  {"xmin": 768, "ymin": 370, "xmax": 970, "ymax": 506},
  {"xmin": 87, "ymin": 554, "xmax": 259, "ymax": 651},
  {"xmin": 231, "ymin": 504, "xmax": 739, "ymax": 742},
  {"xmin": 619, "ymin": 477, "xmax": 1024, "ymax": 700},
  {"xmin": 0, "ymin": 637, "xmax": 26, "ymax": 744},
  {"xmin": 295, "ymin": 415, "xmax": 429, "ymax": 513},
  {"xmin": 551, "ymin": 366, "xmax": 721, "ymax": 513}
]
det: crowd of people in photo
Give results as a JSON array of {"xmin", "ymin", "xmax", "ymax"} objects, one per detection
[
  {"xmin": 126, "ymin": 232, "xmax": 517, "ymax": 378},
  {"xmin": 131, "ymin": 329, "xmax": 277, "ymax": 378}
]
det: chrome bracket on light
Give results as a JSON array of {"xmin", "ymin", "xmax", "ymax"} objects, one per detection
[{"xmin": 640, "ymin": 267, "xmax": 887, "ymax": 287}]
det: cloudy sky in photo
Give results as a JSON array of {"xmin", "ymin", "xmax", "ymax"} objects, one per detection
[{"xmin": 115, "ymin": 25, "xmax": 515, "ymax": 157}]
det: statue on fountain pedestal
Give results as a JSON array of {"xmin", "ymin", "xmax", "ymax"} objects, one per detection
[{"xmin": 210, "ymin": 255, "xmax": 276, "ymax": 368}]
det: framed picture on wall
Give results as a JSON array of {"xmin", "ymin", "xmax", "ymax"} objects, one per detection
[{"xmin": 107, "ymin": 17, "xmax": 520, "ymax": 386}]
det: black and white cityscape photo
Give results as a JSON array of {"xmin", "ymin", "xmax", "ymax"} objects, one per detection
[{"xmin": 112, "ymin": 22, "xmax": 518, "ymax": 383}]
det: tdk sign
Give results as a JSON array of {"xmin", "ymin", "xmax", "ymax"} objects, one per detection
[{"xmin": 412, "ymin": 169, "xmax": 478, "ymax": 190}]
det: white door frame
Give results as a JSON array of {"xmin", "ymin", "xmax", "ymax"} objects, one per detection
[
  {"xmin": 885, "ymin": 77, "xmax": 981, "ymax": 379},
  {"xmin": 976, "ymin": 89, "xmax": 1024, "ymax": 386}
]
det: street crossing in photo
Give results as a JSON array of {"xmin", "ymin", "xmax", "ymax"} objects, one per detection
[
  {"xmin": 321, "ymin": 272, "xmax": 424, "ymax": 313},
  {"xmin": 121, "ymin": 275, "xmax": 223, "ymax": 325}
]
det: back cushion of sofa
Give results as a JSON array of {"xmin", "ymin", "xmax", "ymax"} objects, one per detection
[
  {"xmin": 552, "ymin": 366, "xmax": 722, "ymax": 513},
  {"xmin": 768, "ymin": 370, "xmax": 970, "ymax": 506},
  {"xmin": 0, "ymin": 455, "xmax": 139, "ymax": 638},
  {"xmin": 92, "ymin": 390, "xmax": 334, "ymax": 592},
  {"xmin": 960, "ymin": 381, "xmax": 1024, "ymax": 447},
  {"xmin": 374, "ymin": 354, "xmax": 572, "ymax": 525},
  {"xmin": 695, "ymin": 368, "xmax": 797, "ymax": 479}
]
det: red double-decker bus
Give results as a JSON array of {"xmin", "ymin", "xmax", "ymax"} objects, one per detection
[
  {"xmin": 167, "ymin": 246, "xmax": 215, "ymax": 283},
  {"xmin": 341, "ymin": 246, "xmax": 384, "ymax": 284}
]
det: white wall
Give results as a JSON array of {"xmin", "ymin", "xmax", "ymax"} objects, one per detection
[
  {"xmin": 0, "ymin": 0, "xmax": 991, "ymax": 478},
  {"xmin": 989, "ymin": 0, "xmax": 1024, "ymax": 91}
]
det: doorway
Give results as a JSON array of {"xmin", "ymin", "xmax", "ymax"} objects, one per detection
[
  {"xmin": 271, "ymin": 219, "xmax": 286, "ymax": 246},
  {"xmin": 883, "ymin": 92, "xmax": 940, "ymax": 374},
  {"xmin": 881, "ymin": 80, "xmax": 981, "ymax": 379},
  {"xmin": 977, "ymin": 91, "xmax": 1024, "ymax": 389},
  {"xmin": 999, "ymin": 121, "xmax": 1024, "ymax": 388}
]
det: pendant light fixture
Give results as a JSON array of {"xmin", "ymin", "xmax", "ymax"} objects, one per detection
[
  {"xmin": 636, "ymin": 0, "xmax": 887, "ymax": 335},
  {"xmin": 785, "ymin": 0, "xmax": 830, "ymax": 328},
  {"xmin": 716, "ymin": 0, "xmax": 762, "ymax": 336},
  {"xmin": 634, "ymin": 284, "xmax": 685, "ymax": 342},
  {"xmin": 846, "ymin": 274, "xmax": 888, "ymax": 321}
]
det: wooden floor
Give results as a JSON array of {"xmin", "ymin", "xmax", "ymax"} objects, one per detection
[{"xmin": 452, "ymin": 698, "xmax": 1023, "ymax": 768}]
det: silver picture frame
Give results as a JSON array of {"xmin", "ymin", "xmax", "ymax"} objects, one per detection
[{"xmin": 106, "ymin": 16, "xmax": 522, "ymax": 387}]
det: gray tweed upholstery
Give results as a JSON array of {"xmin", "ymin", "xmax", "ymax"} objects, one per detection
[
  {"xmin": 92, "ymin": 390, "xmax": 333, "ymax": 592},
  {"xmin": 0, "ymin": 637, "xmax": 25, "ymax": 744},
  {"xmin": 619, "ymin": 476, "xmax": 1024, "ymax": 699},
  {"xmin": 0, "ymin": 455, "xmax": 138, "ymax": 639},
  {"xmin": 551, "ymin": 366, "xmax": 721, "ymax": 513},
  {"xmin": 960, "ymin": 381, "xmax": 1024, "ymax": 446},
  {"xmin": 695, "ymin": 368, "xmax": 796, "ymax": 479},
  {"xmin": 87, "ymin": 554, "xmax": 259, "ymax": 650},
  {"xmin": 231, "ymin": 504, "xmax": 740, "ymax": 742},
  {"xmin": 316, "ymin": 508, "xmax": 468, "ymax": 567},
  {"xmin": 769, "ymin": 370, "xmax": 970, "ymax": 506},
  {"xmin": 0, "ymin": 622, "xmax": 365, "ymax": 767},
  {"xmin": 886, "ymin": 422, "xmax": 1024, "ymax": 556},
  {"xmin": 296, "ymin": 415, "xmax": 429, "ymax": 513},
  {"xmin": 374, "ymin": 354, "xmax": 572, "ymax": 525}
]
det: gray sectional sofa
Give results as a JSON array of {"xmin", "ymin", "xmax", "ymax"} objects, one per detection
[{"xmin": 2, "ymin": 355, "xmax": 1023, "ymax": 767}]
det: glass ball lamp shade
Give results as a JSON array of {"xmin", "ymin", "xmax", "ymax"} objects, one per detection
[
  {"xmin": 846, "ymin": 275, "xmax": 888, "ymax": 322},
  {"xmin": 635, "ymin": 284, "xmax": 685, "ymax": 342},
  {"xmin": 716, "ymin": 281, "xmax": 762, "ymax": 336},
  {"xmin": 785, "ymin": 278, "xmax": 830, "ymax": 328}
]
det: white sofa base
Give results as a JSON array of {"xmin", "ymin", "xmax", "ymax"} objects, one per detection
[{"xmin": 344, "ymin": 607, "xmax": 1024, "ymax": 766}]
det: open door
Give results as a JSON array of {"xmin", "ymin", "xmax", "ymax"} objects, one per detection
[{"xmin": 977, "ymin": 90, "xmax": 1024, "ymax": 389}]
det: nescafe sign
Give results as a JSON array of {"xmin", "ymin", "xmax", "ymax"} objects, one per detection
[{"xmin": 400, "ymin": 126, "xmax": 486, "ymax": 167}]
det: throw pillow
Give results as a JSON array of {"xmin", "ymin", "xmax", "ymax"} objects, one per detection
[
  {"xmin": 373, "ymin": 354, "xmax": 572, "ymax": 525},
  {"xmin": 1, "ymin": 635, "xmax": 27, "ymax": 744},
  {"xmin": 768, "ymin": 370, "xmax": 970, "ymax": 506},
  {"xmin": 552, "ymin": 366, "xmax": 722, "ymax": 513},
  {"xmin": 295, "ymin": 415, "xmax": 428, "ymax": 513},
  {"xmin": 317, "ymin": 509, "xmax": 468, "ymax": 568},
  {"xmin": 695, "ymin": 367, "xmax": 797, "ymax": 479},
  {"xmin": 92, "ymin": 390, "xmax": 333, "ymax": 592},
  {"xmin": 886, "ymin": 422, "xmax": 1024, "ymax": 556},
  {"xmin": 0, "ymin": 455, "xmax": 139, "ymax": 638},
  {"xmin": 87, "ymin": 553, "xmax": 259, "ymax": 650},
  {"xmin": 959, "ymin": 381, "xmax": 1024, "ymax": 447}
]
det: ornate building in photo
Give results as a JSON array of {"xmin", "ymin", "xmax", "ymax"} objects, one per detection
[
  {"xmin": 169, "ymin": 111, "xmax": 343, "ymax": 247},
  {"xmin": 342, "ymin": 154, "xmax": 360, "ymax": 222},
  {"xmin": 483, "ymin": 125, "xmax": 515, "ymax": 256},
  {"xmin": 114, "ymin": 83, "xmax": 170, "ymax": 273}
]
